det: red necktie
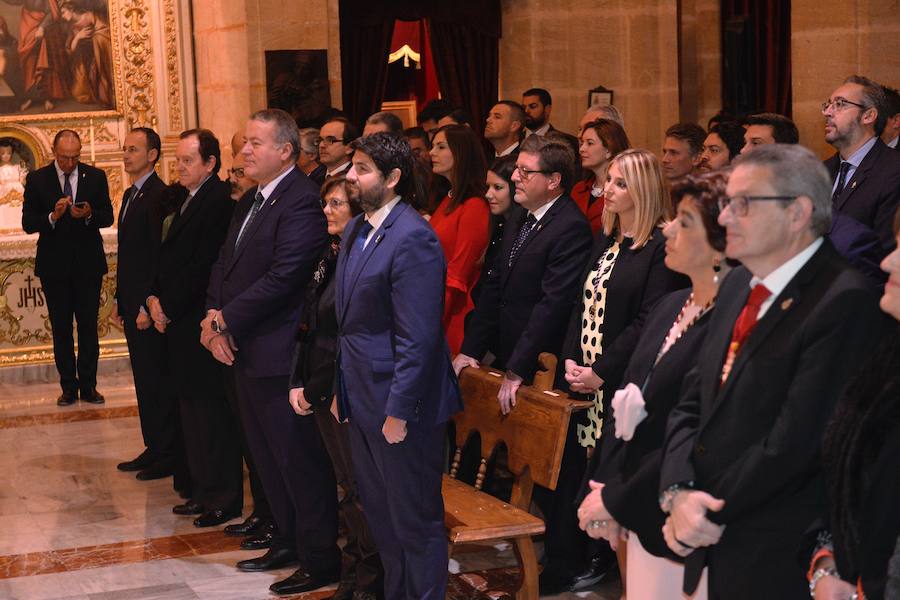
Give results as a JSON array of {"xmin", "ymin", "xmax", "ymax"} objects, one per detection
[{"xmin": 720, "ymin": 284, "xmax": 772, "ymax": 384}]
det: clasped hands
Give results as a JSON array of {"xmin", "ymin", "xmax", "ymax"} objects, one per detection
[
  {"xmin": 564, "ymin": 359, "xmax": 604, "ymax": 394},
  {"xmin": 451, "ymin": 353, "xmax": 521, "ymax": 415},
  {"xmin": 662, "ymin": 490, "xmax": 726, "ymax": 557},
  {"xmin": 200, "ymin": 309, "xmax": 238, "ymax": 365}
]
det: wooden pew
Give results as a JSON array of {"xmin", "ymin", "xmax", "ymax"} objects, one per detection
[{"xmin": 444, "ymin": 353, "xmax": 592, "ymax": 600}]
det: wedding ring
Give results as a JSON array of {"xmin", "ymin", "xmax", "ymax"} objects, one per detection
[{"xmin": 588, "ymin": 519, "xmax": 607, "ymax": 529}]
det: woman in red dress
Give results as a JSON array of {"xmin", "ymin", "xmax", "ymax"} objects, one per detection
[
  {"xmin": 571, "ymin": 118, "xmax": 631, "ymax": 236},
  {"xmin": 428, "ymin": 124, "xmax": 489, "ymax": 354}
]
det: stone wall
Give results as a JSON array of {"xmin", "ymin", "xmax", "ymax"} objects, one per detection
[
  {"xmin": 792, "ymin": 0, "xmax": 900, "ymax": 158},
  {"xmin": 679, "ymin": 0, "xmax": 722, "ymax": 127}
]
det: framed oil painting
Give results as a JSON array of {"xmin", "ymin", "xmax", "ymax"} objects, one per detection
[
  {"xmin": 265, "ymin": 49, "xmax": 331, "ymax": 128},
  {"xmin": 0, "ymin": 0, "xmax": 121, "ymax": 121}
]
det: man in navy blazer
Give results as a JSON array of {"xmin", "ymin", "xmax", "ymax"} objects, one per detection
[
  {"xmin": 203, "ymin": 109, "xmax": 339, "ymax": 596},
  {"xmin": 336, "ymin": 132, "xmax": 461, "ymax": 600},
  {"xmin": 22, "ymin": 129, "xmax": 114, "ymax": 406}
]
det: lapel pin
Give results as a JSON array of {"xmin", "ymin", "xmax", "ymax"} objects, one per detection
[
  {"xmin": 850, "ymin": 181, "xmax": 857, "ymax": 189},
  {"xmin": 375, "ymin": 233, "xmax": 384, "ymax": 245},
  {"xmin": 269, "ymin": 196, "xmax": 278, "ymax": 206},
  {"xmin": 781, "ymin": 298, "xmax": 794, "ymax": 311}
]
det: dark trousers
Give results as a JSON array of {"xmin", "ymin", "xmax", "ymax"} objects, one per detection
[
  {"xmin": 233, "ymin": 366, "xmax": 340, "ymax": 574},
  {"xmin": 349, "ymin": 421, "xmax": 447, "ymax": 600},
  {"xmin": 314, "ymin": 407, "xmax": 382, "ymax": 593},
  {"xmin": 122, "ymin": 319, "xmax": 175, "ymax": 461},
  {"xmin": 222, "ymin": 365, "xmax": 271, "ymax": 520},
  {"xmin": 168, "ymin": 320, "xmax": 242, "ymax": 512},
  {"xmin": 40, "ymin": 273, "xmax": 102, "ymax": 395}
]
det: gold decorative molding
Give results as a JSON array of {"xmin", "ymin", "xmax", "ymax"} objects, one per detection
[
  {"xmin": 100, "ymin": 166, "xmax": 125, "ymax": 213},
  {"xmin": 163, "ymin": 0, "xmax": 184, "ymax": 132},
  {"xmin": 122, "ymin": 0, "xmax": 157, "ymax": 128}
]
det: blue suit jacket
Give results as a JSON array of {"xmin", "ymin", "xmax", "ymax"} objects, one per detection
[
  {"xmin": 335, "ymin": 201, "xmax": 462, "ymax": 431},
  {"xmin": 207, "ymin": 166, "xmax": 328, "ymax": 378}
]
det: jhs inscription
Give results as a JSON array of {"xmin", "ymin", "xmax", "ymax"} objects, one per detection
[{"xmin": 17, "ymin": 275, "xmax": 44, "ymax": 309}]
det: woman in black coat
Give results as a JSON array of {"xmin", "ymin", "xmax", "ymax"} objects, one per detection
[
  {"xmin": 809, "ymin": 210, "xmax": 900, "ymax": 600},
  {"xmin": 575, "ymin": 171, "xmax": 732, "ymax": 599},
  {"xmin": 288, "ymin": 176, "xmax": 382, "ymax": 599}
]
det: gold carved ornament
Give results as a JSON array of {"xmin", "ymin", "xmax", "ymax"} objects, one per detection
[{"xmin": 122, "ymin": 0, "xmax": 157, "ymax": 128}]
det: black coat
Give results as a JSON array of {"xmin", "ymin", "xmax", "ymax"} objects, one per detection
[
  {"xmin": 115, "ymin": 172, "xmax": 167, "ymax": 320},
  {"xmin": 594, "ymin": 288, "xmax": 713, "ymax": 559},
  {"xmin": 825, "ymin": 137, "xmax": 900, "ymax": 254},
  {"xmin": 460, "ymin": 195, "xmax": 592, "ymax": 379},
  {"xmin": 289, "ymin": 241, "xmax": 339, "ymax": 408},
  {"xmin": 660, "ymin": 240, "xmax": 884, "ymax": 598},
  {"xmin": 22, "ymin": 161, "xmax": 114, "ymax": 278}
]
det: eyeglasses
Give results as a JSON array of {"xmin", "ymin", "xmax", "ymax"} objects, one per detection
[
  {"xmin": 821, "ymin": 97, "xmax": 868, "ymax": 113},
  {"xmin": 228, "ymin": 167, "xmax": 245, "ymax": 178},
  {"xmin": 514, "ymin": 166, "xmax": 549, "ymax": 181},
  {"xmin": 322, "ymin": 198, "xmax": 348, "ymax": 210},
  {"xmin": 718, "ymin": 195, "xmax": 797, "ymax": 217},
  {"xmin": 315, "ymin": 136, "xmax": 344, "ymax": 147}
]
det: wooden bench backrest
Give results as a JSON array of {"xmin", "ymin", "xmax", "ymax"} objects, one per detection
[{"xmin": 451, "ymin": 353, "xmax": 592, "ymax": 494}]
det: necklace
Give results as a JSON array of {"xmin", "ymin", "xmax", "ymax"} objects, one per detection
[{"xmin": 653, "ymin": 293, "xmax": 715, "ymax": 365}]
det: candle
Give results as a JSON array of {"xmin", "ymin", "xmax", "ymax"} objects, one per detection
[{"xmin": 89, "ymin": 118, "xmax": 95, "ymax": 164}]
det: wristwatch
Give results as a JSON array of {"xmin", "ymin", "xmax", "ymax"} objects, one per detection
[{"xmin": 659, "ymin": 481, "xmax": 694, "ymax": 514}]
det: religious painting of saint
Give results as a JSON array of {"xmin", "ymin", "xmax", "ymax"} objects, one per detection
[
  {"xmin": 265, "ymin": 50, "xmax": 331, "ymax": 128},
  {"xmin": 0, "ymin": 0, "xmax": 117, "ymax": 119}
]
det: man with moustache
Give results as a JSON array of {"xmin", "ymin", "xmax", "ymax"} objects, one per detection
[
  {"xmin": 522, "ymin": 88, "xmax": 557, "ymax": 136},
  {"xmin": 22, "ymin": 129, "xmax": 114, "ymax": 406},
  {"xmin": 114, "ymin": 127, "xmax": 177, "ymax": 480},
  {"xmin": 227, "ymin": 153, "xmax": 256, "ymax": 201},
  {"xmin": 823, "ymin": 75, "xmax": 900, "ymax": 255},
  {"xmin": 147, "ymin": 129, "xmax": 243, "ymax": 527},
  {"xmin": 336, "ymin": 132, "xmax": 462, "ymax": 600},
  {"xmin": 203, "ymin": 108, "xmax": 338, "ymax": 596}
]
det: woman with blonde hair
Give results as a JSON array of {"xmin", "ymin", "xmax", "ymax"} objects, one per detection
[{"xmin": 560, "ymin": 149, "xmax": 687, "ymax": 588}]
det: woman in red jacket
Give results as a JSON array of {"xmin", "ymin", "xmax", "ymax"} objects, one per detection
[
  {"xmin": 429, "ymin": 124, "xmax": 490, "ymax": 354},
  {"xmin": 571, "ymin": 118, "xmax": 631, "ymax": 236}
]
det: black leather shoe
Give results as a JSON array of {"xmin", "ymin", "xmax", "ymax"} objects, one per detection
[
  {"xmin": 236, "ymin": 548, "xmax": 298, "ymax": 572},
  {"xmin": 135, "ymin": 461, "xmax": 174, "ymax": 481},
  {"xmin": 269, "ymin": 566, "xmax": 340, "ymax": 595},
  {"xmin": 223, "ymin": 515, "xmax": 266, "ymax": 537},
  {"xmin": 117, "ymin": 450, "xmax": 154, "ymax": 472},
  {"xmin": 194, "ymin": 509, "xmax": 240, "ymax": 528},
  {"xmin": 172, "ymin": 500, "xmax": 204, "ymax": 516},
  {"xmin": 57, "ymin": 391, "xmax": 77, "ymax": 406},
  {"xmin": 239, "ymin": 525, "xmax": 274, "ymax": 550},
  {"xmin": 81, "ymin": 389, "xmax": 105, "ymax": 404}
]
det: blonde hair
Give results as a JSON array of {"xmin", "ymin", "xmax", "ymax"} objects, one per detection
[{"xmin": 601, "ymin": 148, "xmax": 671, "ymax": 249}]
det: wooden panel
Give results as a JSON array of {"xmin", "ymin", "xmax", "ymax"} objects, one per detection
[{"xmin": 442, "ymin": 476, "xmax": 545, "ymax": 544}]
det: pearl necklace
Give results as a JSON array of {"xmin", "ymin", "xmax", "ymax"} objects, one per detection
[{"xmin": 653, "ymin": 292, "xmax": 715, "ymax": 366}]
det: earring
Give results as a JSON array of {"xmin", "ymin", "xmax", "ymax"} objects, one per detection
[{"xmin": 713, "ymin": 257, "xmax": 722, "ymax": 285}]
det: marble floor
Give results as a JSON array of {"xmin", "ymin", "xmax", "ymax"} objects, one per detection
[{"xmin": 0, "ymin": 371, "xmax": 621, "ymax": 599}]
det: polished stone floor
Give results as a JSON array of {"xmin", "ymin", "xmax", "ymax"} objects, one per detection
[{"xmin": 0, "ymin": 371, "xmax": 621, "ymax": 599}]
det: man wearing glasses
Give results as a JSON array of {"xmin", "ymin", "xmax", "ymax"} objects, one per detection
[
  {"xmin": 659, "ymin": 143, "xmax": 883, "ymax": 598},
  {"xmin": 823, "ymin": 75, "xmax": 900, "ymax": 255},
  {"xmin": 454, "ymin": 134, "xmax": 593, "ymax": 594},
  {"xmin": 317, "ymin": 117, "xmax": 357, "ymax": 179},
  {"xmin": 227, "ymin": 154, "xmax": 257, "ymax": 202}
]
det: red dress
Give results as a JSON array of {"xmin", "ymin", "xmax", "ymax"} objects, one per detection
[
  {"xmin": 429, "ymin": 195, "xmax": 490, "ymax": 354},
  {"xmin": 571, "ymin": 176, "xmax": 605, "ymax": 236}
]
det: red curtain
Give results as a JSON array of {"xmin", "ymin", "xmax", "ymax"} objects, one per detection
[{"xmin": 721, "ymin": 0, "xmax": 791, "ymax": 117}]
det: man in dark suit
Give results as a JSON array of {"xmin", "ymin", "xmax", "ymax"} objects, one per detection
[
  {"xmin": 146, "ymin": 129, "xmax": 242, "ymax": 528},
  {"xmin": 823, "ymin": 75, "xmax": 900, "ymax": 255},
  {"xmin": 114, "ymin": 127, "xmax": 177, "ymax": 480},
  {"xmin": 22, "ymin": 129, "xmax": 114, "ymax": 406},
  {"xmin": 454, "ymin": 134, "xmax": 594, "ymax": 594},
  {"xmin": 659, "ymin": 144, "xmax": 884, "ymax": 599},
  {"xmin": 336, "ymin": 132, "xmax": 462, "ymax": 600},
  {"xmin": 203, "ymin": 109, "xmax": 339, "ymax": 596},
  {"xmin": 522, "ymin": 87, "xmax": 558, "ymax": 137}
]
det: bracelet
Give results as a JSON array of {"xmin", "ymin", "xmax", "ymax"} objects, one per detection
[
  {"xmin": 659, "ymin": 481, "xmax": 694, "ymax": 514},
  {"xmin": 808, "ymin": 567, "xmax": 837, "ymax": 598}
]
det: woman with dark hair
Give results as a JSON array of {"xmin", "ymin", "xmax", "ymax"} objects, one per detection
[
  {"xmin": 288, "ymin": 176, "xmax": 382, "ymax": 599},
  {"xmin": 575, "ymin": 171, "xmax": 731, "ymax": 599},
  {"xmin": 808, "ymin": 208, "xmax": 900, "ymax": 600},
  {"xmin": 429, "ymin": 124, "xmax": 490, "ymax": 353},
  {"xmin": 571, "ymin": 118, "xmax": 631, "ymax": 235}
]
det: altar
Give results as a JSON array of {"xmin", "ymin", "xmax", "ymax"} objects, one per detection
[{"xmin": 0, "ymin": 0, "xmax": 197, "ymax": 369}]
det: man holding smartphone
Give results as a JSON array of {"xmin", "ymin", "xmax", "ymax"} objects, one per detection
[{"xmin": 22, "ymin": 129, "xmax": 114, "ymax": 406}]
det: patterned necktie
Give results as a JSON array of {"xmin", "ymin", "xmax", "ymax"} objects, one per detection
[
  {"xmin": 508, "ymin": 214, "xmax": 537, "ymax": 267},
  {"xmin": 63, "ymin": 171, "xmax": 73, "ymax": 199},
  {"xmin": 831, "ymin": 161, "xmax": 851, "ymax": 204},
  {"xmin": 720, "ymin": 283, "xmax": 772, "ymax": 384},
  {"xmin": 235, "ymin": 191, "xmax": 264, "ymax": 249},
  {"xmin": 120, "ymin": 186, "xmax": 137, "ymax": 224}
]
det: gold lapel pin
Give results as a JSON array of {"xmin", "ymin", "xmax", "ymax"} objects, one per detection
[{"xmin": 781, "ymin": 298, "xmax": 794, "ymax": 310}]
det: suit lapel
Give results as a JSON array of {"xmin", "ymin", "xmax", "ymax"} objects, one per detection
[
  {"xmin": 501, "ymin": 197, "xmax": 566, "ymax": 284},
  {"xmin": 228, "ymin": 168, "xmax": 298, "ymax": 269},
  {"xmin": 166, "ymin": 177, "xmax": 216, "ymax": 241},
  {"xmin": 834, "ymin": 140, "xmax": 880, "ymax": 212}
]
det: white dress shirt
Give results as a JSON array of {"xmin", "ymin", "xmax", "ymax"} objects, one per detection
[
  {"xmin": 362, "ymin": 196, "xmax": 402, "ymax": 249},
  {"xmin": 750, "ymin": 237, "xmax": 823, "ymax": 319}
]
